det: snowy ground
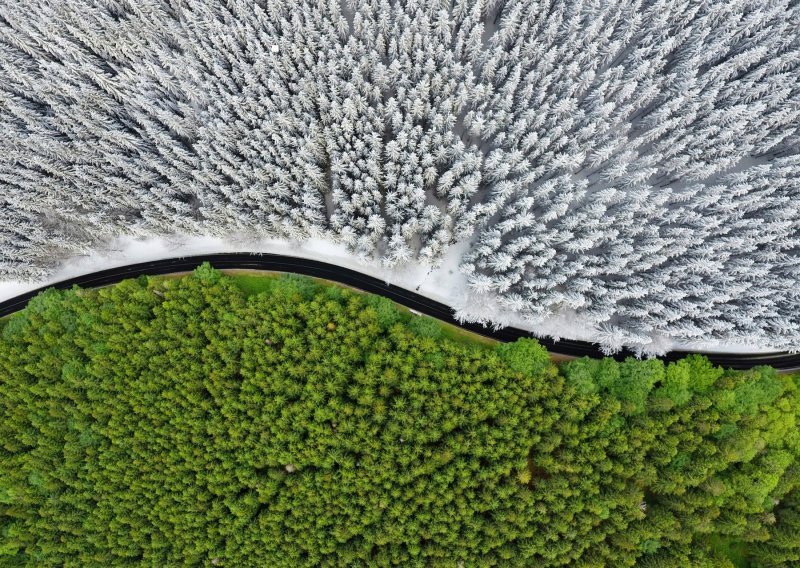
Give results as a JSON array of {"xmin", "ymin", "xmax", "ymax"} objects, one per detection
[{"xmin": 0, "ymin": 235, "xmax": 778, "ymax": 355}]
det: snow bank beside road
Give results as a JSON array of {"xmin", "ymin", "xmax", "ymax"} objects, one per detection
[{"xmin": 0, "ymin": 235, "xmax": 778, "ymax": 355}]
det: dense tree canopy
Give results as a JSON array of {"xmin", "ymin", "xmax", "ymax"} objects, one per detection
[
  {"xmin": 0, "ymin": 265, "xmax": 798, "ymax": 566},
  {"xmin": 1, "ymin": 0, "xmax": 799, "ymax": 354}
]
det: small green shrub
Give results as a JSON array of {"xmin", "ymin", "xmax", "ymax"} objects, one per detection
[
  {"xmin": 495, "ymin": 337, "xmax": 551, "ymax": 377},
  {"xmin": 364, "ymin": 294, "xmax": 401, "ymax": 329},
  {"xmin": 407, "ymin": 314, "xmax": 443, "ymax": 338}
]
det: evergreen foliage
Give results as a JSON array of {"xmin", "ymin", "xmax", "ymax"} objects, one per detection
[
  {"xmin": 748, "ymin": 488, "xmax": 800, "ymax": 566},
  {"xmin": 0, "ymin": 1, "xmax": 798, "ymax": 354},
  {"xmin": 0, "ymin": 265, "xmax": 798, "ymax": 566}
]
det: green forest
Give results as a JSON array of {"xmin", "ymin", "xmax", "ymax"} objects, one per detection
[{"xmin": 0, "ymin": 265, "xmax": 798, "ymax": 567}]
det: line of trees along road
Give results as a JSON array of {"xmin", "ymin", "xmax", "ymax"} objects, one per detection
[
  {"xmin": 0, "ymin": 265, "xmax": 798, "ymax": 566},
  {"xmin": 1, "ymin": 254, "xmax": 797, "ymax": 371}
]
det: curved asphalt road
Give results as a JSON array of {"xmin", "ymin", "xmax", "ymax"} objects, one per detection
[{"xmin": 0, "ymin": 253, "xmax": 797, "ymax": 372}]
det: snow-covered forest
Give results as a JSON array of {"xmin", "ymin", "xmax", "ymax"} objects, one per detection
[{"xmin": 1, "ymin": 0, "xmax": 798, "ymax": 353}]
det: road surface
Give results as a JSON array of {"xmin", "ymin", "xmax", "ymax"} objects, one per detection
[{"xmin": 0, "ymin": 253, "xmax": 797, "ymax": 372}]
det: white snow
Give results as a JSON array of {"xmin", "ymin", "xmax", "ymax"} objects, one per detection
[{"xmin": 0, "ymin": 235, "xmax": 779, "ymax": 355}]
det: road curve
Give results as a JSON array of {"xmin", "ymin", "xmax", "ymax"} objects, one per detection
[{"xmin": 0, "ymin": 253, "xmax": 797, "ymax": 372}]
